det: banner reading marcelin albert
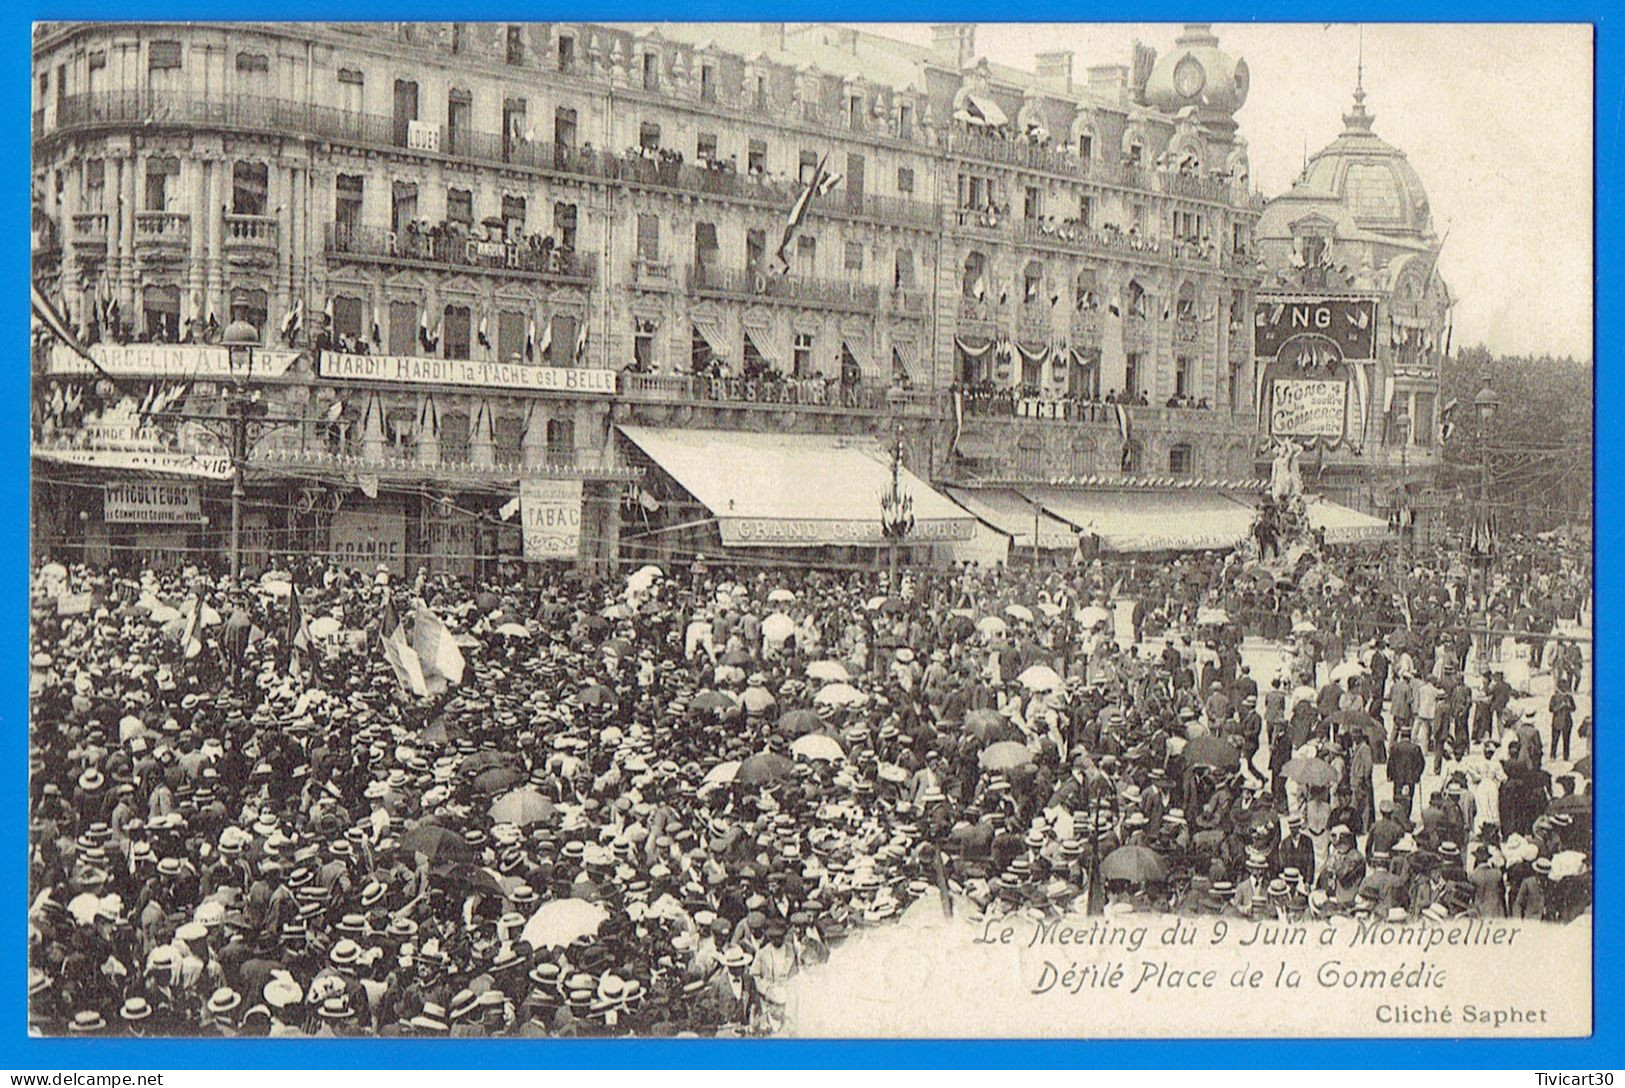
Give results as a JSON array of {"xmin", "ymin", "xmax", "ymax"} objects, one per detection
[{"xmin": 520, "ymin": 479, "xmax": 584, "ymax": 560}]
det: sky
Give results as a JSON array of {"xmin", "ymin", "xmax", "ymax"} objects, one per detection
[{"xmin": 865, "ymin": 22, "xmax": 1594, "ymax": 361}]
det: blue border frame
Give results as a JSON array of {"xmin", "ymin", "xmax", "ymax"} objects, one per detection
[{"xmin": 8, "ymin": 1, "xmax": 1613, "ymax": 1069}]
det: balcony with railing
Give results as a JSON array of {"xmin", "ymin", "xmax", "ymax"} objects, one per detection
[
  {"xmin": 1017, "ymin": 218, "xmax": 1167, "ymax": 262},
  {"xmin": 1159, "ymin": 169, "xmax": 1235, "ymax": 204},
  {"xmin": 253, "ymin": 443, "xmax": 640, "ymax": 482},
  {"xmin": 957, "ymin": 296, "xmax": 999, "ymax": 340},
  {"xmin": 326, "ymin": 223, "xmax": 597, "ymax": 285},
  {"xmin": 618, "ymin": 371, "xmax": 943, "ymax": 415},
  {"xmin": 133, "ymin": 211, "xmax": 190, "ymax": 252},
  {"xmin": 1015, "ymin": 302, "xmax": 1054, "ymax": 345},
  {"xmin": 948, "ymin": 132, "xmax": 1090, "ymax": 179},
  {"xmin": 629, "ymin": 257, "xmax": 675, "ymax": 290},
  {"xmin": 1070, "ymin": 309, "xmax": 1103, "ymax": 347},
  {"xmin": 686, "ymin": 264, "xmax": 878, "ymax": 314},
  {"xmin": 884, "ymin": 286, "xmax": 929, "ymax": 317},
  {"xmin": 1121, "ymin": 313, "xmax": 1151, "ymax": 351},
  {"xmin": 223, "ymin": 213, "xmax": 279, "ymax": 255},
  {"xmin": 71, "ymin": 212, "xmax": 109, "ymax": 252}
]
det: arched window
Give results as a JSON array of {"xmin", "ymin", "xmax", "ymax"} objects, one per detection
[
  {"xmin": 1074, "ymin": 267, "xmax": 1098, "ymax": 311},
  {"xmin": 231, "ymin": 161, "xmax": 267, "ymax": 216},
  {"xmin": 1069, "ymin": 436, "xmax": 1095, "ymax": 477},
  {"xmin": 961, "ymin": 251, "xmax": 988, "ymax": 300},
  {"xmin": 1176, "ymin": 280, "xmax": 1198, "ymax": 319}
]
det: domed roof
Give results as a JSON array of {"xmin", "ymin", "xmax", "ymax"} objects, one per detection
[
  {"xmin": 1285, "ymin": 82, "xmax": 1436, "ymax": 239},
  {"xmin": 1143, "ymin": 24, "xmax": 1250, "ymax": 117}
]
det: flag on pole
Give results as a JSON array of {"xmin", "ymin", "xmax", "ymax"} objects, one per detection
[
  {"xmin": 370, "ymin": 317, "xmax": 381, "ymax": 347},
  {"xmin": 477, "ymin": 313, "xmax": 491, "ymax": 354},
  {"xmin": 419, "ymin": 306, "xmax": 434, "ymax": 351},
  {"xmin": 177, "ymin": 595, "xmax": 204, "ymax": 660},
  {"xmin": 280, "ymin": 298, "xmax": 303, "ymax": 345},
  {"xmin": 525, "ymin": 316, "xmax": 537, "ymax": 362},
  {"xmin": 535, "ymin": 318, "xmax": 553, "ymax": 361},
  {"xmin": 288, "ymin": 582, "xmax": 312, "ymax": 680},
  {"xmin": 411, "ymin": 602, "xmax": 465, "ymax": 695},
  {"xmin": 323, "ymin": 296, "xmax": 335, "ymax": 326},
  {"xmin": 381, "ymin": 622, "xmax": 429, "ymax": 698},
  {"xmin": 432, "ymin": 315, "xmax": 444, "ymax": 353},
  {"xmin": 573, "ymin": 321, "xmax": 588, "ymax": 364},
  {"xmin": 775, "ymin": 152, "xmax": 829, "ymax": 273}
]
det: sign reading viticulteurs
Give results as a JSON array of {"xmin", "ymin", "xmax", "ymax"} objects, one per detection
[{"xmin": 319, "ymin": 352, "xmax": 617, "ymax": 396}]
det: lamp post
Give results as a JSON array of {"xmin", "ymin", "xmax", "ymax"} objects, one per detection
[
  {"xmin": 878, "ymin": 420, "xmax": 915, "ymax": 593},
  {"xmin": 1472, "ymin": 376, "xmax": 1500, "ymax": 672},
  {"xmin": 1393, "ymin": 412, "xmax": 1410, "ymax": 600},
  {"xmin": 221, "ymin": 319, "xmax": 258, "ymax": 581}
]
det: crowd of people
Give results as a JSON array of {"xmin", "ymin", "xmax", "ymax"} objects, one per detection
[{"xmin": 28, "ymin": 529, "xmax": 1590, "ymax": 1037}]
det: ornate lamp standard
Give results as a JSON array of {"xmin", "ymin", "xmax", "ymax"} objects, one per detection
[
  {"xmin": 878, "ymin": 420, "xmax": 915, "ymax": 593},
  {"xmin": 1471, "ymin": 376, "xmax": 1501, "ymax": 671},
  {"xmin": 220, "ymin": 320, "xmax": 260, "ymax": 581}
]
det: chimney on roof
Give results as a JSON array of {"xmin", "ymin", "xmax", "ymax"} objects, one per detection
[
  {"xmin": 758, "ymin": 23, "xmax": 786, "ymax": 51},
  {"xmin": 1034, "ymin": 50, "xmax": 1074, "ymax": 93},
  {"xmin": 930, "ymin": 23, "xmax": 975, "ymax": 68},
  {"xmin": 1087, "ymin": 64, "xmax": 1129, "ymax": 103}
]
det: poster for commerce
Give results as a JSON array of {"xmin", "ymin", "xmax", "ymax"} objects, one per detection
[
  {"xmin": 1269, "ymin": 379, "xmax": 1347, "ymax": 438},
  {"xmin": 520, "ymin": 479, "xmax": 584, "ymax": 560},
  {"xmin": 103, "ymin": 481, "xmax": 204, "ymax": 524}
]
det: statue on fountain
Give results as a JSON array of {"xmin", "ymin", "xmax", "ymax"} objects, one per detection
[{"xmin": 1269, "ymin": 437, "xmax": 1304, "ymax": 503}]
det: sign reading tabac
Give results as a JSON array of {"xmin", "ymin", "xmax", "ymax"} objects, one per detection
[
  {"xmin": 520, "ymin": 479, "xmax": 584, "ymax": 560},
  {"xmin": 1270, "ymin": 379, "xmax": 1347, "ymax": 438},
  {"xmin": 104, "ymin": 481, "xmax": 205, "ymax": 524},
  {"xmin": 1254, "ymin": 298, "xmax": 1377, "ymax": 360},
  {"xmin": 320, "ymin": 352, "xmax": 617, "ymax": 396}
]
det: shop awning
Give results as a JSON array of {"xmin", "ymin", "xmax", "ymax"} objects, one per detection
[
  {"xmin": 964, "ymin": 93, "xmax": 1010, "ymax": 127},
  {"xmin": 619, "ymin": 425, "xmax": 976, "ymax": 548},
  {"xmin": 1306, "ymin": 497, "xmax": 1391, "ymax": 544},
  {"xmin": 1023, "ymin": 487, "xmax": 1255, "ymax": 553},
  {"xmin": 945, "ymin": 487, "xmax": 1078, "ymax": 551}
]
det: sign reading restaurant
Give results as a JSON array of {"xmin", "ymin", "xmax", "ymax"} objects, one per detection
[{"xmin": 320, "ymin": 352, "xmax": 617, "ymax": 396}]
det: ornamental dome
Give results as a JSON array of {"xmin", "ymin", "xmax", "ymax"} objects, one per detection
[
  {"xmin": 1288, "ymin": 80, "xmax": 1436, "ymax": 240},
  {"xmin": 1142, "ymin": 24, "xmax": 1250, "ymax": 124}
]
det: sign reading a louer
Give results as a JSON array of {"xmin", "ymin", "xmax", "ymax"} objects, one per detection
[
  {"xmin": 520, "ymin": 479, "xmax": 584, "ymax": 560},
  {"xmin": 320, "ymin": 352, "xmax": 617, "ymax": 396},
  {"xmin": 104, "ymin": 481, "xmax": 204, "ymax": 524}
]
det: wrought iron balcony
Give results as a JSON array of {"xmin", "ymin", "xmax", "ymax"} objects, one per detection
[
  {"xmin": 685, "ymin": 264, "xmax": 877, "ymax": 314},
  {"xmin": 326, "ymin": 223, "xmax": 596, "ymax": 285}
]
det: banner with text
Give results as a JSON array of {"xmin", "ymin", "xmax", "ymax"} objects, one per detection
[
  {"xmin": 104, "ymin": 481, "xmax": 204, "ymax": 524},
  {"xmin": 1270, "ymin": 379, "xmax": 1348, "ymax": 438},
  {"xmin": 33, "ymin": 445, "xmax": 233, "ymax": 480},
  {"xmin": 330, "ymin": 504, "xmax": 407, "ymax": 576},
  {"xmin": 1254, "ymin": 298, "xmax": 1378, "ymax": 360},
  {"xmin": 321, "ymin": 352, "xmax": 617, "ymax": 396},
  {"xmin": 520, "ymin": 479, "xmax": 584, "ymax": 560},
  {"xmin": 49, "ymin": 343, "xmax": 301, "ymax": 380}
]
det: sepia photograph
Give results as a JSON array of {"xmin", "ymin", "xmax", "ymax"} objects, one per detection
[{"xmin": 26, "ymin": 18, "xmax": 1593, "ymax": 1041}]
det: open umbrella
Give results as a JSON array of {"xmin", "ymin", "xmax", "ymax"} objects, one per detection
[
  {"xmin": 494, "ymin": 622, "xmax": 531, "ymax": 639},
  {"xmin": 521, "ymin": 898, "xmax": 609, "ymax": 950},
  {"xmin": 806, "ymin": 660, "xmax": 851, "ymax": 683},
  {"xmin": 736, "ymin": 751, "xmax": 794, "ymax": 786},
  {"xmin": 1183, "ymin": 735, "xmax": 1240, "ymax": 769},
  {"xmin": 578, "ymin": 684, "xmax": 615, "ymax": 707},
  {"xmin": 399, "ymin": 824, "xmax": 475, "ymax": 864},
  {"xmin": 1077, "ymin": 605, "xmax": 1111, "ymax": 628},
  {"xmin": 691, "ymin": 689, "xmax": 737, "ymax": 711},
  {"xmin": 701, "ymin": 760, "xmax": 742, "ymax": 789},
  {"xmin": 473, "ymin": 766, "xmax": 522, "ymax": 793},
  {"xmin": 475, "ymin": 591, "xmax": 503, "ymax": 613},
  {"xmin": 979, "ymin": 740, "xmax": 1034, "ymax": 771},
  {"xmin": 813, "ymin": 683, "xmax": 867, "ymax": 708},
  {"xmin": 761, "ymin": 612, "xmax": 796, "ymax": 642},
  {"xmin": 790, "ymin": 734, "xmax": 845, "ymax": 762},
  {"xmin": 741, "ymin": 687, "xmax": 775, "ymax": 715},
  {"xmin": 1282, "ymin": 756, "xmax": 1337, "ymax": 788},
  {"xmin": 489, "ymin": 786, "xmax": 557, "ymax": 827},
  {"xmin": 767, "ymin": 588, "xmax": 796, "ymax": 603},
  {"xmin": 1017, "ymin": 665, "xmax": 1062, "ymax": 692},
  {"xmin": 1196, "ymin": 607, "xmax": 1230, "ymax": 626},
  {"xmin": 1292, "ymin": 620, "xmax": 1318, "ymax": 635},
  {"xmin": 66, "ymin": 892, "xmax": 103, "ymax": 926},
  {"xmin": 865, "ymin": 595, "xmax": 890, "ymax": 612},
  {"xmin": 962, "ymin": 708, "xmax": 1018, "ymax": 742},
  {"xmin": 603, "ymin": 637, "xmax": 632, "ymax": 658},
  {"xmin": 1100, "ymin": 844, "xmax": 1167, "ymax": 884},
  {"xmin": 461, "ymin": 751, "xmax": 513, "ymax": 774},
  {"xmin": 976, "ymin": 616, "xmax": 1009, "ymax": 638},
  {"xmin": 1329, "ymin": 660, "xmax": 1364, "ymax": 682},
  {"xmin": 778, "ymin": 709, "xmax": 824, "ymax": 737},
  {"xmin": 309, "ymin": 615, "xmax": 341, "ymax": 639},
  {"xmin": 630, "ymin": 564, "xmax": 663, "ymax": 582},
  {"xmin": 1573, "ymin": 754, "xmax": 1592, "ymax": 777},
  {"xmin": 1004, "ymin": 603, "xmax": 1035, "ymax": 623}
]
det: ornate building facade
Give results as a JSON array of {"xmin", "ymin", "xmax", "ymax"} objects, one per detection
[
  {"xmin": 31, "ymin": 21, "xmax": 1270, "ymax": 572},
  {"xmin": 1254, "ymin": 73, "xmax": 1452, "ymax": 541}
]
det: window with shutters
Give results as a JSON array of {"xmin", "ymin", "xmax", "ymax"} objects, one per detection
[
  {"xmin": 636, "ymin": 213, "xmax": 659, "ymax": 262},
  {"xmin": 639, "ymin": 122, "xmax": 661, "ymax": 151},
  {"xmin": 896, "ymin": 166, "xmax": 914, "ymax": 194},
  {"xmin": 441, "ymin": 305, "xmax": 472, "ymax": 359},
  {"xmin": 493, "ymin": 415, "xmax": 525, "ymax": 466},
  {"xmin": 795, "ymin": 235, "xmax": 816, "ymax": 277},
  {"xmin": 335, "ymin": 174, "xmax": 363, "ymax": 234},
  {"xmin": 793, "ymin": 332, "xmax": 813, "ymax": 378},
  {"xmin": 446, "ymin": 88, "xmax": 472, "ymax": 155},
  {"xmin": 694, "ymin": 221, "xmax": 718, "ymax": 270},
  {"xmin": 549, "ymin": 314, "xmax": 576, "ymax": 365},
  {"xmin": 331, "ymin": 297, "xmax": 364, "ymax": 342},
  {"xmin": 497, "ymin": 310, "xmax": 525, "ymax": 364},
  {"xmin": 1169, "ymin": 444, "xmax": 1193, "ymax": 476},
  {"xmin": 553, "ymin": 202, "xmax": 577, "ymax": 250},
  {"xmin": 440, "ymin": 411, "xmax": 470, "ymax": 463},
  {"xmin": 446, "ymin": 188, "xmax": 473, "ymax": 232},
  {"xmin": 392, "ymin": 181, "xmax": 418, "ymax": 234},
  {"xmin": 144, "ymin": 157, "xmax": 178, "ymax": 211},
  {"xmin": 557, "ymin": 34, "xmax": 575, "ymax": 72},
  {"xmin": 545, "ymin": 418, "xmax": 574, "ymax": 465},
  {"xmin": 149, "ymin": 40, "xmax": 182, "ymax": 71},
  {"xmin": 388, "ymin": 300, "xmax": 417, "ymax": 354},
  {"xmin": 799, "ymin": 150, "xmax": 818, "ymax": 184},
  {"xmin": 642, "ymin": 51, "xmax": 659, "ymax": 91},
  {"xmin": 554, "ymin": 106, "xmax": 577, "ymax": 148},
  {"xmin": 633, "ymin": 319, "xmax": 655, "ymax": 370},
  {"xmin": 337, "ymin": 68, "xmax": 364, "ymax": 112},
  {"xmin": 83, "ymin": 159, "xmax": 105, "ymax": 210},
  {"xmin": 232, "ymin": 161, "xmax": 267, "ymax": 216},
  {"xmin": 700, "ymin": 64, "xmax": 716, "ymax": 102},
  {"xmin": 1124, "ymin": 353, "xmax": 1141, "ymax": 397},
  {"xmin": 1175, "ymin": 356, "xmax": 1190, "ymax": 397}
]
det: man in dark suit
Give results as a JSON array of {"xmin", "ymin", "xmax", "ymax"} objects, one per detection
[
  {"xmin": 1368, "ymin": 642, "xmax": 1391, "ymax": 717},
  {"xmin": 1274, "ymin": 813, "xmax": 1316, "ymax": 887},
  {"xmin": 1389, "ymin": 727, "xmax": 1426, "ymax": 823}
]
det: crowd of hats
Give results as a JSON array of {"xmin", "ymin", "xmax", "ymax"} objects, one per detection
[{"xmin": 26, "ymin": 536, "xmax": 1590, "ymax": 1037}]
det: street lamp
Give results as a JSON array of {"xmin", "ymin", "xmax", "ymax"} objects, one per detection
[
  {"xmin": 221, "ymin": 319, "xmax": 258, "ymax": 582},
  {"xmin": 1471, "ymin": 376, "xmax": 1500, "ymax": 672},
  {"xmin": 878, "ymin": 421, "xmax": 915, "ymax": 592},
  {"xmin": 1393, "ymin": 412, "xmax": 1410, "ymax": 609}
]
